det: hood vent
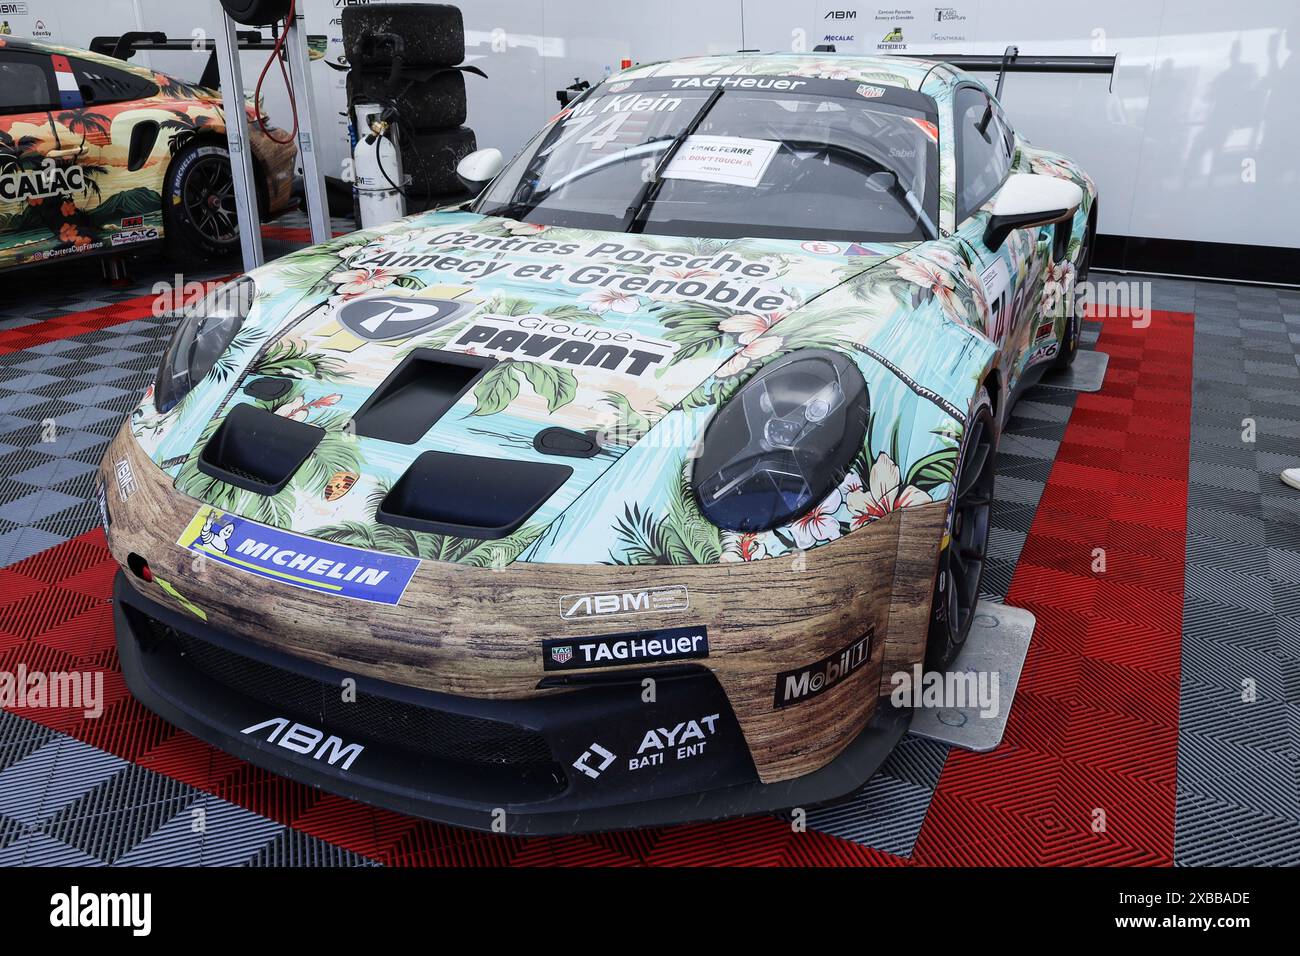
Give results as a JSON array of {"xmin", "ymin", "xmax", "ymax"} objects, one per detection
[
  {"xmin": 351, "ymin": 349, "xmax": 496, "ymax": 445},
  {"xmin": 197, "ymin": 403, "xmax": 324, "ymax": 496},
  {"xmin": 378, "ymin": 451, "xmax": 572, "ymax": 540}
]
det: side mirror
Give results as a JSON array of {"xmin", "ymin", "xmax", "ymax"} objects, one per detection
[
  {"xmin": 456, "ymin": 148, "xmax": 504, "ymax": 192},
  {"xmin": 983, "ymin": 173, "xmax": 1083, "ymax": 249}
]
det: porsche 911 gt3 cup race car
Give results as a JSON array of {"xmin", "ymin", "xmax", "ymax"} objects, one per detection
[
  {"xmin": 0, "ymin": 36, "xmax": 297, "ymax": 270},
  {"xmin": 99, "ymin": 51, "xmax": 1096, "ymax": 833}
]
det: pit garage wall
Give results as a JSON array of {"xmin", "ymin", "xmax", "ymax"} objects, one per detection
[{"xmin": 18, "ymin": 0, "xmax": 1300, "ymax": 252}]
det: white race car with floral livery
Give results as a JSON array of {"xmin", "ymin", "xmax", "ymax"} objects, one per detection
[{"xmin": 100, "ymin": 51, "xmax": 1095, "ymax": 833}]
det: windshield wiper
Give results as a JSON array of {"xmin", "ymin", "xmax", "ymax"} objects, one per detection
[{"xmin": 621, "ymin": 86, "xmax": 725, "ymax": 233}]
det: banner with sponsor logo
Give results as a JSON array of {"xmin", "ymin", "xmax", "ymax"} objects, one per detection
[{"xmin": 177, "ymin": 506, "xmax": 419, "ymax": 605}]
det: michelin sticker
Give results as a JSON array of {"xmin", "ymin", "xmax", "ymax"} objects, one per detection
[
  {"xmin": 663, "ymin": 135, "xmax": 779, "ymax": 188},
  {"xmin": 177, "ymin": 506, "xmax": 419, "ymax": 605}
]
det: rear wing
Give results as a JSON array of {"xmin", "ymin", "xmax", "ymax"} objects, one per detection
[
  {"xmin": 89, "ymin": 30, "xmax": 327, "ymax": 90},
  {"xmin": 904, "ymin": 46, "xmax": 1118, "ymax": 96}
]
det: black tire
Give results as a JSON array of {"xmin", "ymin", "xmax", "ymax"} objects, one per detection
[
  {"xmin": 163, "ymin": 142, "xmax": 240, "ymax": 262},
  {"xmin": 925, "ymin": 386, "xmax": 998, "ymax": 671},
  {"xmin": 347, "ymin": 68, "xmax": 467, "ymax": 131},
  {"xmin": 400, "ymin": 126, "xmax": 477, "ymax": 198},
  {"xmin": 219, "ymin": 0, "xmax": 290, "ymax": 27},
  {"xmin": 1052, "ymin": 210, "xmax": 1095, "ymax": 370},
  {"xmin": 343, "ymin": 3, "xmax": 464, "ymax": 68}
]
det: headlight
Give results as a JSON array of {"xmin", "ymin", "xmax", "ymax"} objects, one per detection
[
  {"xmin": 692, "ymin": 349, "xmax": 869, "ymax": 532},
  {"xmin": 154, "ymin": 277, "xmax": 255, "ymax": 413}
]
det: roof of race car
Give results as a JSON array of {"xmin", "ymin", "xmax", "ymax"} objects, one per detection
[
  {"xmin": 614, "ymin": 52, "xmax": 952, "ymax": 92},
  {"xmin": 0, "ymin": 35, "xmax": 164, "ymax": 80}
]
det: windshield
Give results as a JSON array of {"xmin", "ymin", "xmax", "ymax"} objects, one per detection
[{"xmin": 476, "ymin": 78, "xmax": 939, "ymax": 242}]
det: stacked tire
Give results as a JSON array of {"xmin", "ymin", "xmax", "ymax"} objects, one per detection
[{"xmin": 342, "ymin": 3, "xmax": 477, "ymax": 202}]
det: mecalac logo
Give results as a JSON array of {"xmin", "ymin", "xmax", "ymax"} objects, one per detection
[
  {"xmin": 560, "ymin": 584, "xmax": 689, "ymax": 620},
  {"xmin": 0, "ymin": 165, "xmax": 86, "ymax": 202},
  {"xmin": 336, "ymin": 295, "xmax": 477, "ymax": 342},
  {"xmin": 177, "ymin": 506, "xmax": 419, "ymax": 605},
  {"xmin": 773, "ymin": 628, "xmax": 874, "ymax": 709},
  {"xmin": 541, "ymin": 626, "xmax": 708, "ymax": 671}
]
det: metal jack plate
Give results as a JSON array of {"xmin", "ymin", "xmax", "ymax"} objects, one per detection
[
  {"xmin": 906, "ymin": 601, "xmax": 1036, "ymax": 753},
  {"xmin": 1041, "ymin": 349, "xmax": 1109, "ymax": 392}
]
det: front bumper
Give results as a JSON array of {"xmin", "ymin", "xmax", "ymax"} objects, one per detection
[
  {"xmin": 115, "ymin": 572, "xmax": 911, "ymax": 834},
  {"xmin": 101, "ymin": 420, "xmax": 946, "ymax": 829}
]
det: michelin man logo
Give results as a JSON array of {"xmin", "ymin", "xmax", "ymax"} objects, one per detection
[{"xmin": 199, "ymin": 513, "xmax": 234, "ymax": 554}]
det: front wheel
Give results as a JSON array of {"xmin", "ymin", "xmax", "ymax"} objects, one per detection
[
  {"xmin": 163, "ymin": 143, "xmax": 240, "ymax": 262},
  {"xmin": 924, "ymin": 386, "xmax": 998, "ymax": 671}
]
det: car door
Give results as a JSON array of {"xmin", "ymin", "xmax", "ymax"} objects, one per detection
[
  {"xmin": 0, "ymin": 47, "xmax": 75, "ymax": 267},
  {"xmin": 65, "ymin": 56, "xmax": 166, "ymax": 249},
  {"xmin": 949, "ymin": 84, "xmax": 1050, "ymax": 394}
]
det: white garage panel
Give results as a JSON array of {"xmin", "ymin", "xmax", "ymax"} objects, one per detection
[{"xmin": 14, "ymin": 0, "xmax": 1299, "ymax": 250}]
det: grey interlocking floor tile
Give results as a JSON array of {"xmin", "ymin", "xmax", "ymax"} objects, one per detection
[
  {"xmin": 114, "ymin": 795, "xmax": 286, "ymax": 867},
  {"xmin": 1178, "ymin": 280, "xmax": 1300, "ymax": 866},
  {"xmin": 39, "ymin": 764, "xmax": 205, "ymax": 865},
  {"xmin": 0, "ymin": 489, "xmax": 82, "ymax": 524},
  {"xmin": 244, "ymin": 828, "xmax": 378, "ymax": 867},
  {"xmin": 0, "ymin": 736, "xmax": 128, "ymax": 827}
]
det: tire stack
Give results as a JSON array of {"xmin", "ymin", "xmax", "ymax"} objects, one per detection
[{"xmin": 342, "ymin": 3, "xmax": 476, "ymax": 203}]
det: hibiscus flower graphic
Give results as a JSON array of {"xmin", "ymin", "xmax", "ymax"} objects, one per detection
[
  {"xmin": 894, "ymin": 253, "xmax": 964, "ymax": 324},
  {"xmin": 845, "ymin": 453, "xmax": 932, "ymax": 528},
  {"xmin": 715, "ymin": 335, "xmax": 783, "ymax": 377},
  {"xmin": 718, "ymin": 311, "xmax": 782, "ymax": 345},
  {"xmin": 790, "ymin": 487, "xmax": 843, "ymax": 550},
  {"xmin": 579, "ymin": 288, "xmax": 642, "ymax": 315},
  {"xmin": 328, "ymin": 266, "xmax": 398, "ymax": 298},
  {"xmin": 721, "ymin": 531, "xmax": 769, "ymax": 562}
]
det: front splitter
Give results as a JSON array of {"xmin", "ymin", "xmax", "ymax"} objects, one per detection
[{"xmin": 114, "ymin": 571, "xmax": 911, "ymax": 835}]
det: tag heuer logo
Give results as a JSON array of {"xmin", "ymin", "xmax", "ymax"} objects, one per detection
[
  {"xmin": 336, "ymin": 295, "xmax": 476, "ymax": 342},
  {"xmin": 550, "ymin": 645, "xmax": 574, "ymax": 664}
]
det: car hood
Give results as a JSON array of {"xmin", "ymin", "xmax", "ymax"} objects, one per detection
[{"xmin": 140, "ymin": 210, "xmax": 914, "ymax": 557}]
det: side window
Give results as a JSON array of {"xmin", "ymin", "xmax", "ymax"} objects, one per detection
[
  {"xmin": 955, "ymin": 86, "xmax": 1012, "ymax": 221},
  {"xmin": 71, "ymin": 58, "xmax": 158, "ymax": 106},
  {"xmin": 998, "ymin": 108, "xmax": 1016, "ymax": 162},
  {"xmin": 0, "ymin": 53, "xmax": 58, "ymax": 113}
]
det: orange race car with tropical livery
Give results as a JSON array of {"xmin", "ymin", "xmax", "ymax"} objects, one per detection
[{"xmin": 0, "ymin": 35, "xmax": 297, "ymax": 270}]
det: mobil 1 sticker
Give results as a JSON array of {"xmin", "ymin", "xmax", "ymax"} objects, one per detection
[
  {"xmin": 773, "ymin": 629, "xmax": 874, "ymax": 709},
  {"xmin": 542, "ymin": 625, "xmax": 708, "ymax": 672}
]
